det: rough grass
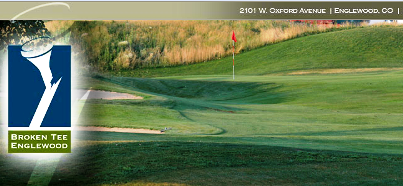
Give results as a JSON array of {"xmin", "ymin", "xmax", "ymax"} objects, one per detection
[{"xmin": 2, "ymin": 139, "xmax": 401, "ymax": 186}]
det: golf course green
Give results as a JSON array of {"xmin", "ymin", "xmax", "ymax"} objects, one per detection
[
  {"xmin": 2, "ymin": 26, "xmax": 403, "ymax": 186},
  {"xmin": 70, "ymin": 26, "xmax": 403, "ymax": 185},
  {"xmin": 83, "ymin": 26, "xmax": 403, "ymax": 154}
]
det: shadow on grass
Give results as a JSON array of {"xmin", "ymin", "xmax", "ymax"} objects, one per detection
[
  {"xmin": 47, "ymin": 136, "xmax": 403, "ymax": 186},
  {"xmin": 0, "ymin": 155, "xmax": 37, "ymax": 186},
  {"xmin": 87, "ymin": 75, "xmax": 290, "ymax": 122},
  {"xmin": 257, "ymin": 126, "xmax": 403, "ymax": 137},
  {"xmin": 94, "ymin": 75, "xmax": 289, "ymax": 105}
]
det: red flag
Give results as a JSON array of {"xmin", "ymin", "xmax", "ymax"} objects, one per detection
[{"xmin": 232, "ymin": 31, "xmax": 237, "ymax": 42}]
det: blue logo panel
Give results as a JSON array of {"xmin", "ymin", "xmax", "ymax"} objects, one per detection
[{"xmin": 8, "ymin": 46, "xmax": 71, "ymax": 127}]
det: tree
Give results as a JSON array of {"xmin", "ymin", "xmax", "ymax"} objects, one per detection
[{"xmin": 0, "ymin": 20, "xmax": 50, "ymax": 51}]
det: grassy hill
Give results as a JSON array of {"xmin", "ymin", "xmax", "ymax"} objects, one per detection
[
  {"xmin": 47, "ymin": 20, "xmax": 349, "ymax": 70},
  {"xmin": 119, "ymin": 26, "xmax": 403, "ymax": 77},
  {"xmin": 78, "ymin": 26, "xmax": 403, "ymax": 155},
  {"xmin": 71, "ymin": 69, "xmax": 403, "ymax": 185}
]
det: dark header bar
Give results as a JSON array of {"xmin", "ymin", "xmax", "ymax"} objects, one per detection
[{"xmin": 1, "ymin": 2, "xmax": 403, "ymax": 20}]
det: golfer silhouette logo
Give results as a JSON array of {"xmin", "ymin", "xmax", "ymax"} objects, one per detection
[{"xmin": 8, "ymin": 37, "xmax": 71, "ymax": 129}]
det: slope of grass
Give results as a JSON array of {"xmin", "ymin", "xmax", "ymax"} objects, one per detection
[
  {"xmin": 23, "ymin": 139, "xmax": 403, "ymax": 186},
  {"xmin": 81, "ymin": 99, "xmax": 221, "ymax": 134},
  {"xmin": 83, "ymin": 69, "xmax": 403, "ymax": 154},
  {"xmin": 117, "ymin": 26, "xmax": 403, "ymax": 77},
  {"xmin": 2, "ymin": 138, "xmax": 402, "ymax": 186}
]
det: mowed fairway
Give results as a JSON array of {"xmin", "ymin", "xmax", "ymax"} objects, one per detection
[
  {"xmin": 84, "ymin": 70, "xmax": 403, "ymax": 154},
  {"xmin": 59, "ymin": 69, "xmax": 403, "ymax": 185},
  {"xmin": 68, "ymin": 26, "xmax": 403, "ymax": 185}
]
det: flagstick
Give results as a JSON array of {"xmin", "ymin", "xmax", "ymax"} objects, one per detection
[{"xmin": 233, "ymin": 40, "xmax": 235, "ymax": 80}]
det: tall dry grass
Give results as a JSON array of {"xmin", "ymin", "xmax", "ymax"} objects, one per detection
[
  {"xmin": 369, "ymin": 21, "xmax": 401, "ymax": 27},
  {"xmin": 45, "ymin": 20, "xmax": 357, "ymax": 71}
]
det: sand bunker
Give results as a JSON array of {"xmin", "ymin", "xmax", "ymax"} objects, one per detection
[
  {"xmin": 77, "ymin": 90, "xmax": 143, "ymax": 100},
  {"xmin": 288, "ymin": 68, "xmax": 403, "ymax": 75},
  {"xmin": 76, "ymin": 126, "xmax": 163, "ymax": 134}
]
